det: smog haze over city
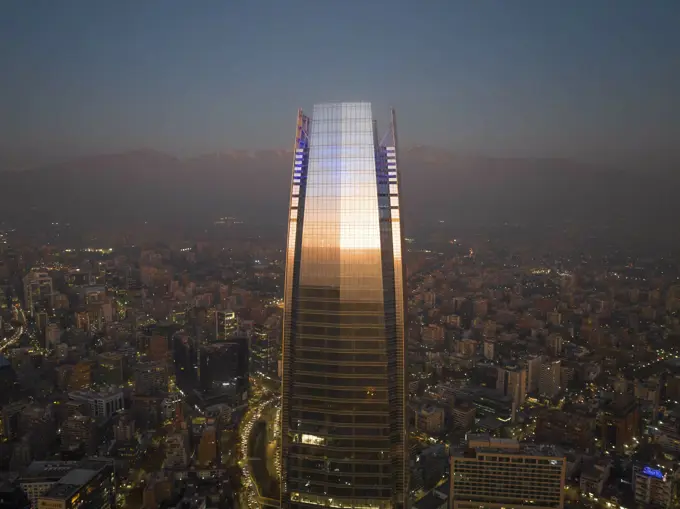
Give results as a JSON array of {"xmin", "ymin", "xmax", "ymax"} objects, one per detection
[{"xmin": 1, "ymin": 2, "xmax": 680, "ymax": 509}]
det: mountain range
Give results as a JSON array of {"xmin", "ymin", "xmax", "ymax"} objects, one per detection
[{"xmin": 0, "ymin": 147, "xmax": 677, "ymax": 245}]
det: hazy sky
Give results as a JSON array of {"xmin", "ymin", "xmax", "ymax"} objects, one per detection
[{"xmin": 1, "ymin": 0, "xmax": 679, "ymax": 162}]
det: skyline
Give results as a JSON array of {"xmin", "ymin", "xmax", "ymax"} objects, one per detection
[{"xmin": 2, "ymin": 0, "xmax": 679, "ymax": 167}]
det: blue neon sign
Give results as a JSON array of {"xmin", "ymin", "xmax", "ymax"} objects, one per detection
[{"xmin": 643, "ymin": 466, "xmax": 665, "ymax": 480}]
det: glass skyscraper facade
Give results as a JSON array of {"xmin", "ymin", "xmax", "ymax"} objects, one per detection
[{"xmin": 281, "ymin": 103, "xmax": 407, "ymax": 509}]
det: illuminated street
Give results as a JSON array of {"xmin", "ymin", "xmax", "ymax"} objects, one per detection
[{"xmin": 238, "ymin": 375, "xmax": 280, "ymax": 509}]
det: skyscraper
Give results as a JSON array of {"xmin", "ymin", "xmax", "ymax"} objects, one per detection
[{"xmin": 281, "ymin": 103, "xmax": 407, "ymax": 509}]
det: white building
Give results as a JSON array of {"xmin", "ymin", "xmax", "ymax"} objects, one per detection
[
  {"xmin": 68, "ymin": 387, "xmax": 123, "ymax": 419},
  {"xmin": 18, "ymin": 461, "xmax": 78, "ymax": 507},
  {"xmin": 634, "ymin": 465, "xmax": 673, "ymax": 508}
]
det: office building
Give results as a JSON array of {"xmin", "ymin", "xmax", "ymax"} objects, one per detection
[
  {"xmin": 546, "ymin": 333, "xmax": 563, "ymax": 356},
  {"xmin": 97, "ymin": 352, "xmax": 125, "ymax": 386},
  {"xmin": 60, "ymin": 414, "xmax": 96, "ymax": 454},
  {"xmin": 67, "ymin": 362, "xmax": 92, "ymax": 391},
  {"xmin": 539, "ymin": 360, "xmax": 561, "ymax": 398},
  {"xmin": 113, "ymin": 411, "xmax": 136, "ymax": 442},
  {"xmin": 68, "ymin": 387, "xmax": 123, "ymax": 419},
  {"xmin": 483, "ymin": 340, "xmax": 495, "ymax": 360},
  {"xmin": 251, "ymin": 326, "xmax": 277, "ymax": 376},
  {"xmin": 633, "ymin": 464, "xmax": 674, "ymax": 509},
  {"xmin": 164, "ymin": 432, "xmax": 189, "ymax": 469},
  {"xmin": 526, "ymin": 355, "xmax": 543, "ymax": 393},
  {"xmin": 148, "ymin": 334, "xmax": 169, "ymax": 363},
  {"xmin": 1, "ymin": 401, "xmax": 24, "ymax": 441},
  {"xmin": 215, "ymin": 309, "xmax": 238, "ymax": 341},
  {"xmin": 281, "ymin": 103, "xmax": 407, "ymax": 508},
  {"xmin": 451, "ymin": 402, "xmax": 476, "ymax": 432},
  {"xmin": 134, "ymin": 361, "xmax": 167, "ymax": 396},
  {"xmin": 19, "ymin": 461, "xmax": 79, "ymax": 508},
  {"xmin": 599, "ymin": 399, "xmax": 640, "ymax": 452},
  {"xmin": 450, "ymin": 435, "xmax": 566, "ymax": 509},
  {"xmin": 46, "ymin": 323, "xmax": 63, "ymax": 349},
  {"xmin": 496, "ymin": 366, "xmax": 527, "ymax": 408},
  {"xmin": 199, "ymin": 341, "xmax": 248, "ymax": 393},
  {"xmin": 197, "ymin": 425, "xmax": 217, "ymax": 467},
  {"xmin": 416, "ymin": 405, "xmax": 445, "ymax": 435},
  {"xmin": 37, "ymin": 459, "xmax": 114, "ymax": 509},
  {"xmin": 23, "ymin": 271, "xmax": 53, "ymax": 316}
]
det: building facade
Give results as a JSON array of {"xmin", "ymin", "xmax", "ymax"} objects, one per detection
[
  {"xmin": 281, "ymin": 103, "xmax": 407, "ymax": 509},
  {"xmin": 37, "ymin": 459, "xmax": 114, "ymax": 509},
  {"xmin": 450, "ymin": 436, "xmax": 566, "ymax": 509}
]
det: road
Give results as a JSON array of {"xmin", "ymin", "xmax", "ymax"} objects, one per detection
[
  {"xmin": 238, "ymin": 376, "xmax": 279, "ymax": 509},
  {"xmin": 0, "ymin": 306, "xmax": 25, "ymax": 353}
]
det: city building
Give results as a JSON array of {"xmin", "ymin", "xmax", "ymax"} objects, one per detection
[
  {"xmin": 68, "ymin": 387, "xmax": 123, "ymax": 419},
  {"xmin": 60, "ymin": 414, "xmax": 96, "ymax": 453},
  {"xmin": 281, "ymin": 103, "xmax": 407, "ymax": 508},
  {"xmin": 1, "ymin": 401, "xmax": 24, "ymax": 441},
  {"xmin": 450, "ymin": 435, "xmax": 566, "ymax": 509},
  {"xmin": 37, "ymin": 459, "xmax": 114, "ymax": 509},
  {"xmin": 546, "ymin": 333, "xmax": 563, "ymax": 356},
  {"xmin": 67, "ymin": 361, "xmax": 92, "ymax": 391},
  {"xmin": 579, "ymin": 460, "xmax": 611, "ymax": 497},
  {"xmin": 164, "ymin": 432, "xmax": 189, "ymax": 468},
  {"xmin": 197, "ymin": 425, "xmax": 217, "ymax": 467},
  {"xmin": 457, "ymin": 339, "xmax": 477, "ymax": 358},
  {"xmin": 45, "ymin": 323, "xmax": 62, "ymax": 349},
  {"xmin": 526, "ymin": 355, "xmax": 543, "ymax": 393},
  {"xmin": 23, "ymin": 271, "xmax": 53, "ymax": 316},
  {"xmin": 148, "ymin": 333, "xmax": 169, "ymax": 363},
  {"xmin": 535, "ymin": 409, "xmax": 595, "ymax": 452},
  {"xmin": 113, "ymin": 411, "xmax": 136, "ymax": 442},
  {"xmin": 134, "ymin": 361, "xmax": 167, "ymax": 396},
  {"xmin": 199, "ymin": 340, "xmax": 248, "ymax": 395},
  {"xmin": 452, "ymin": 402, "xmax": 476, "ymax": 431},
  {"xmin": 416, "ymin": 405, "xmax": 445, "ymax": 435},
  {"xmin": 483, "ymin": 340, "xmax": 495, "ymax": 360},
  {"xmin": 633, "ymin": 464, "xmax": 674, "ymax": 509},
  {"xmin": 251, "ymin": 326, "xmax": 278, "ymax": 376},
  {"xmin": 496, "ymin": 366, "xmax": 527, "ymax": 408},
  {"xmin": 97, "ymin": 352, "xmax": 125, "ymax": 386},
  {"xmin": 539, "ymin": 360, "xmax": 561, "ymax": 398},
  {"xmin": 18, "ymin": 461, "xmax": 79, "ymax": 508},
  {"xmin": 599, "ymin": 399, "xmax": 640, "ymax": 452},
  {"xmin": 215, "ymin": 309, "xmax": 237, "ymax": 341}
]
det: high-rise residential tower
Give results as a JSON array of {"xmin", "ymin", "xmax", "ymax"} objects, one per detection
[{"xmin": 281, "ymin": 102, "xmax": 407, "ymax": 509}]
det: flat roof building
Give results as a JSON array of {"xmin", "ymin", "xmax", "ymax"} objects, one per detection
[
  {"xmin": 37, "ymin": 459, "xmax": 114, "ymax": 509},
  {"xmin": 450, "ymin": 435, "xmax": 566, "ymax": 509}
]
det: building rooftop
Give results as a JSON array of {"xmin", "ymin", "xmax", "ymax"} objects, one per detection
[
  {"xmin": 40, "ymin": 459, "xmax": 112, "ymax": 500},
  {"xmin": 20, "ymin": 461, "xmax": 78, "ymax": 481},
  {"xmin": 461, "ymin": 435, "xmax": 566, "ymax": 459},
  {"xmin": 69, "ymin": 386, "xmax": 122, "ymax": 399}
]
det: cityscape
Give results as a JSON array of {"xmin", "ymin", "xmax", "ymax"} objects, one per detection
[{"xmin": 2, "ymin": 2, "xmax": 680, "ymax": 509}]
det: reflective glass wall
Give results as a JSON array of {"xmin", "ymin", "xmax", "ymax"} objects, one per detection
[{"xmin": 281, "ymin": 103, "xmax": 406, "ymax": 509}]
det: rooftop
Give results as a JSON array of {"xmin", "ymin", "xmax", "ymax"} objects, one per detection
[
  {"xmin": 20, "ymin": 461, "xmax": 78, "ymax": 481},
  {"xmin": 461, "ymin": 435, "xmax": 566, "ymax": 459},
  {"xmin": 41, "ymin": 459, "xmax": 112, "ymax": 501},
  {"xmin": 69, "ymin": 386, "xmax": 122, "ymax": 399}
]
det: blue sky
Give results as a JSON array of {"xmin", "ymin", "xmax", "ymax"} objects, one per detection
[{"xmin": 1, "ymin": 0, "xmax": 679, "ymax": 162}]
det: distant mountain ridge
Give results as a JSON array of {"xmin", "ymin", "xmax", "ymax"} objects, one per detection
[{"xmin": 0, "ymin": 147, "xmax": 677, "ymax": 241}]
